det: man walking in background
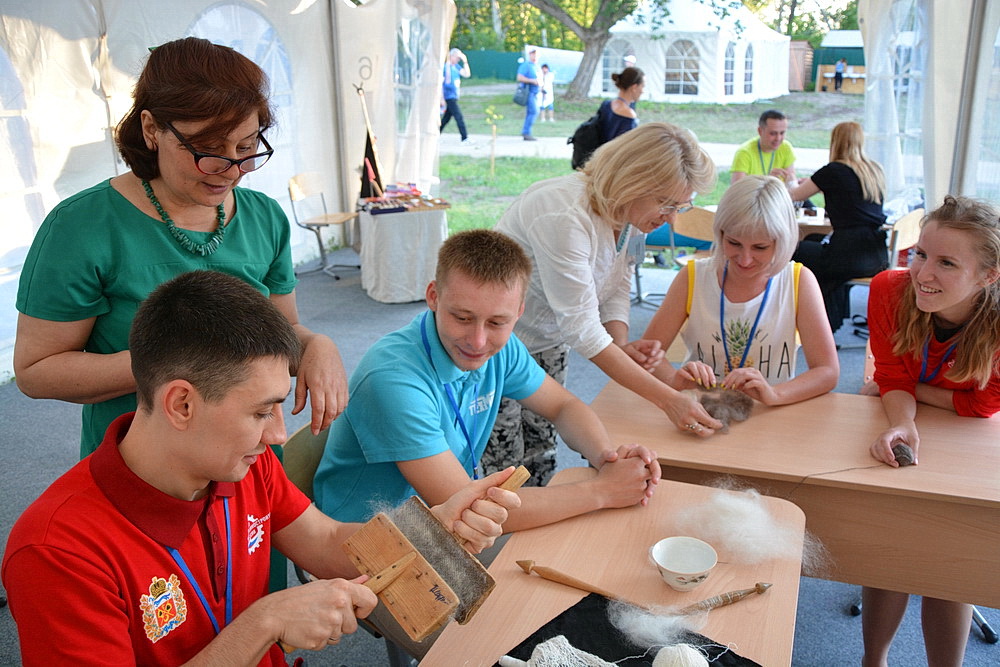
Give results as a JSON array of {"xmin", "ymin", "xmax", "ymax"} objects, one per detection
[
  {"xmin": 516, "ymin": 48, "xmax": 540, "ymax": 141},
  {"xmin": 441, "ymin": 48, "xmax": 472, "ymax": 143}
]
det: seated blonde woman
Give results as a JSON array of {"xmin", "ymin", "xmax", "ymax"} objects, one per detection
[{"xmin": 643, "ymin": 176, "xmax": 839, "ymax": 406}]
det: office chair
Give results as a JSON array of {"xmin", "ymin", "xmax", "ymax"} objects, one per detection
[
  {"xmin": 846, "ymin": 207, "xmax": 924, "ymax": 338},
  {"xmin": 282, "ymin": 424, "xmax": 415, "ymax": 666},
  {"xmin": 288, "ymin": 172, "xmax": 359, "ymax": 279}
]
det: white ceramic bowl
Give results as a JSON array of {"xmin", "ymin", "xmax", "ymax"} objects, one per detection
[{"xmin": 649, "ymin": 536, "xmax": 718, "ymax": 592}]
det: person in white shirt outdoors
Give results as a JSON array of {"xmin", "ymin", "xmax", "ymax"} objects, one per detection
[
  {"xmin": 642, "ymin": 176, "xmax": 839, "ymax": 406},
  {"xmin": 538, "ymin": 64, "xmax": 555, "ymax": 122},
  {"xmin": 440, "ymin": 47, "xmax": 472, "ymax": 143},
  {"xmin": 485, "ymin": 123, "xmax": 724, "ymax": 487}
]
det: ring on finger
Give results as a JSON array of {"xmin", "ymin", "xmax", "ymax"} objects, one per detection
[
  {"xmin": 685, "ymin": 423, "xmax": 698, "ymax": 430},
  {"xmin": 328, "ymin": 637, "xmax": 340, "ymax": 645}
]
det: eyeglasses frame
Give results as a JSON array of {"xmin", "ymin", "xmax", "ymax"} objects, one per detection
[{"xmin": 162, "ymin": 120, "xmax": 274, "ymax": 175}]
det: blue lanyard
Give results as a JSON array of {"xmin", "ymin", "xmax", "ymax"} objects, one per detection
[
  {"xmin": 166, "ymin": 497, "xmax": 232, "ymax": 635},
  {"xmin": 615, "ymin": 223, "xmax": 632, "ymax": 253},
  {"xmin": 719, "ymin": 262, "xmax": 773, "ymax": 373},
  {"xmin": 757, "ymin": 140, "xmax": 775, "ymax": 176},
  {"xmin": 420, "ymin": 312, "xmax": 481, "ymax": 479},
  {"xmin": 919, "ymin": 335, "xmax": 958, "ymax": 383}
]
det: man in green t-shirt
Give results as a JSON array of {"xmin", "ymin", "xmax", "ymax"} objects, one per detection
[{"xmin": 730, "ymin": 109, "xmax": 797, "ymax": 185}]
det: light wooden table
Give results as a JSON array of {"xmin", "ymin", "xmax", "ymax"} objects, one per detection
[
  {"xmin": 796, "ymin": 206, "xmax": 832, "ymax": 240},
  {"xmin": 423, "ymin": 467, "xmax": 805, "ymax": 666},
  {"xmin": 590, "ymin": 384, "xmax": 1000, "ymax": 607}
]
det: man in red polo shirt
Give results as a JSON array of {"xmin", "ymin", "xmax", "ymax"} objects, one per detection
[{"xmin": 2, "ymin": 270, "xmax": 520, "ymax": 666}]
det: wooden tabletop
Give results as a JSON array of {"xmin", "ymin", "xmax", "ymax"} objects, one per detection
[
  {"xmin": 591, "ymin": 384, "xmax": 1000, "ymax": 509},
  {"xmin": 422, "ymin": 467, "xmax": 805, "ymax": 666}
]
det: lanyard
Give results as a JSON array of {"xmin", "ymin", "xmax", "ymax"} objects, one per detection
[
  {"xmin": 719, "ymin": 262, "xmax": 773, "ymax": 373},
  {"xmin": 166, "ymin": 497, "xmax": 232, "ymax": 635},
  {"xmin": 757, "ymin": 140, "xmax": 775, "ymax": 176},
  {"xmin": 615, "ymin": 222, "xmax": 632, "ymax": 253},
  {"xmin": 420, "ymin": 312, "xmax": 481, "ymax": 479},
  {"xmin": 919, "ymin": 336, "xmax": 958, "ymax": 383}
]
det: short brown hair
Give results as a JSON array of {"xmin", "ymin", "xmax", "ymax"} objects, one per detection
[
  {"xmin": 115, "ymin": 37, "xmax": 275, "ymax": 180},
  {"xmin": 435, "ymin": 229, "xmax": 531, "ymax": 296},
  {"xmin": 130, "ymin": 271, "xmax": 300, "ymax": 409}
]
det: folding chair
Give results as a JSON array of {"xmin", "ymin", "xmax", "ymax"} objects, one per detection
[{"xmin": 288, "ymin": 172, "xmax": 359, "ymax": 279}]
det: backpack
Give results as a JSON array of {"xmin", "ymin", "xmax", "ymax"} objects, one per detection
[{"xmin": 567, "ymin": 104, "xmax": 605, "ymax": 170}]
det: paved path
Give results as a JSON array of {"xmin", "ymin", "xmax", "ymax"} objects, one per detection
[{"xmin": 438, "ymin": 131, "xmax": 827, "ymax": 172}]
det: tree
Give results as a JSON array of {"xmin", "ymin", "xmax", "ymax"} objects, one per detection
[{"xmin": 519, "ymin": 0, "xmax": 743, "ymax": 100}]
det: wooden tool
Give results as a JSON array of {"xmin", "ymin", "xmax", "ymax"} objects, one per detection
[
  {"xmin": 516, "ymin": 560, "xmax": 642, "ymax": 608},
  {"xmin": 278, "ymin": 552, "xmax": 417, "ymax": 652},
  {"xmin": 677, "ymin": 582, "xmax": 772, "ymax": 614},
  {"xmin": 343, "ymin": 466, "xmax": 532, "ymax": 643}
]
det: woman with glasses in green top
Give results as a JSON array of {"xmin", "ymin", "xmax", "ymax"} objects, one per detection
[
  {"xmin": 14, "ymin": 37, "xmax": 348, "ymax": 458},
  {"xmin": 486, "ymin": 123, "xmax": 724, "ymax": 487}
]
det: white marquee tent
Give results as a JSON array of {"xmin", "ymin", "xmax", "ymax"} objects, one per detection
[
  {"xmin": 0, "ymin": 0, "xmax": 455, "ymax": 378},
  {"xmin": 590, "ymin": 0, "xmax": 789, "ymax": 103}
]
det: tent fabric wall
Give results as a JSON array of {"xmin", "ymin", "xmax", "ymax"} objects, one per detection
[
  {"xmin": 860, "ymin": 0, "xmax": 1000, "ymax": 209},
  {"xmin": 0, "ymin": 0, "xmax": 453, "ymax": 380},
  {"xmin": 590, "ymin": 0, "xmax": 789, "ymax": 104}
]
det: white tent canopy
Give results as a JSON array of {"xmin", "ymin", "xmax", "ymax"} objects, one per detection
[
  {"xmin": 591, "ymin": 0, "xmax": 789, "ymax": 104},
  {"xmin": 859, "ymin": 0, "xmax": 1000, "ymax": 210},
  {"xmin": 0, "ymin": 0, "xmax": 455, "ymax": 378}
]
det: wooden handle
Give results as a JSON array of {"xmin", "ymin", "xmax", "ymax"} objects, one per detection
[
  {"xmin": 278, "ymin": 553, "xmax": 417, "ymax": 652},
  {"xmin": 516, "ymin": 560, "xmax": 630, "ymax": 605},
  {"xmin": 499, "ymin": 465, "xmax": 531, "ymax": 491}
]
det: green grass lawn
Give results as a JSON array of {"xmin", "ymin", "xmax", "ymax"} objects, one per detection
[
  {"xmin": 456, "ymin": 86, "xmax": 864, "ymax": 148},
  {"xmin": 440, "ymin": 86, "xmax": 845, "ymax": 233}
]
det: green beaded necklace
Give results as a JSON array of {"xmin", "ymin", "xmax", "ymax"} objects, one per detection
[{"xmin": 141, "ymin": 180, "xmax": 227, "ymax": 256}]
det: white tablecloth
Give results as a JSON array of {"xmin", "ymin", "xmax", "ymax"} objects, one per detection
[{"xmin": 358, "ymin": 208, "xmax": 448, "ymax": 303}]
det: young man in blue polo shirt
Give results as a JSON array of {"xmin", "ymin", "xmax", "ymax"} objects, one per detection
[{"xmin": 314, "ymin": 229, "xmax": 660, "ymax": 531}]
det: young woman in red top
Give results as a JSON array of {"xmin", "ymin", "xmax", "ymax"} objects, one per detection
[{"xmin": 861, "ymin": 195, "xmax": 1000, "ymax": 666}]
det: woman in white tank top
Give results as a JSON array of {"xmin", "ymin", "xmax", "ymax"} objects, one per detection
[{"xmin": 643, "ymin": 176, "xmax": 839, "ymax": 406}]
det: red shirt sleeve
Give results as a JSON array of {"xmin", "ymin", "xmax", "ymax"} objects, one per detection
[{"xmin": 868, "ymin": 270, "xmax": 918, "ymax": 397}]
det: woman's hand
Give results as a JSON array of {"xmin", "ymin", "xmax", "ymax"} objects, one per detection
[
  {"xmin": 870, "ymin": 422, "xmax": 919, "ymax": 467},
  {"xmin": 621, "ymin": 339, "xmax": 665, "ymax": 372},
  {"xmin": 662, "ymin": 392, "xmax": 722, "ymax": 437},
  {"xmin": 675, "ymin": 361, "xmax": 717, "ymax": 390},
  {"xmin": 722, "ymin": 367, "xmax": 779, "ymax": 405},
  {"xmin": 293, "ymin": 334, "xmax": 349, "ymax": 434}
]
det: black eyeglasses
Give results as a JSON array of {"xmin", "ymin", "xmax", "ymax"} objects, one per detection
[{"xmin": 163, "ymin": 121, "xmax": 273, "ymax": 175}]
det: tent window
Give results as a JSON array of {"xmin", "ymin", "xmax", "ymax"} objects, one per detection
[
  {"xmin": 188, "ymin": 4, "xmax": 293, "ymax": 204},
  {"xmin": 664, "ymin": 40, "xmax": 699, "ymax": 96},
  {"xmin": 724, "ymin": 42, "xmax": 736, "ymax": 96},
  {"xmin": 744, "ymin": 44, "xmax": 754, "ymax": 94},
  {"xmin": 395, "ymin": 17, "xmax": 431, "ymax": 134},
  {"xmin": 602, "ymin": 40, "xmax": 636, "ymax": 94},
  {"xmin": 968, "ymin": 20, "xmax": 1000, "ymax": 199},
  {"xmin": 0, "ymin": 46, "xmax": 44, "ymax": 271}
]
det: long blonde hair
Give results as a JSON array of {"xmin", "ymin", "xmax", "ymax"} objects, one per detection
[
  {"xmin": 893, "ymin": 196, "xmax": 1000, "ymax": 388},
  {"xmin": 828, "ymin": 122, "xmax": 885, "ymax": 204}
]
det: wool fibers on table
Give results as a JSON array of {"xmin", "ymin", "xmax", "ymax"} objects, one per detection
[{"xmin": 674, "ymin": 480, "xmax": 825, "ymax": 571}]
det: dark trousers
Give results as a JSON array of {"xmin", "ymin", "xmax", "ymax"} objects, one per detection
[{"xmin": 440, "ymin": 97, "xmax": 467, "ymax": 140}]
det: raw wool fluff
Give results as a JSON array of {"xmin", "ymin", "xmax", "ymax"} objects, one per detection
[
  {"xmin": 672, "ymin": 486, "xmax": 801, "ymax": 565},
  {"xmin": 607, "ymin": 600, "xmax": 704, "ymax": 651},
  {"xmin": 696, "ymin": 387, "xmax": 754, "ymax": 432},
  {"xmin": 497, "ymin": 635, "xmax": 616, "ymax": 666}
]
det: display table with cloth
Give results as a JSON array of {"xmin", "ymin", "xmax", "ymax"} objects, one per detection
[
  {"xmin": 423, "ymin": 466, "xmax": 805, "ymax": 666},
  {"xmin": 590, "ymin": 384, "xmax": 1000, "ymax": 608},
  {"xmin": 358, "ymin": 207, "xmax": 448, "ymax": 303}
]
